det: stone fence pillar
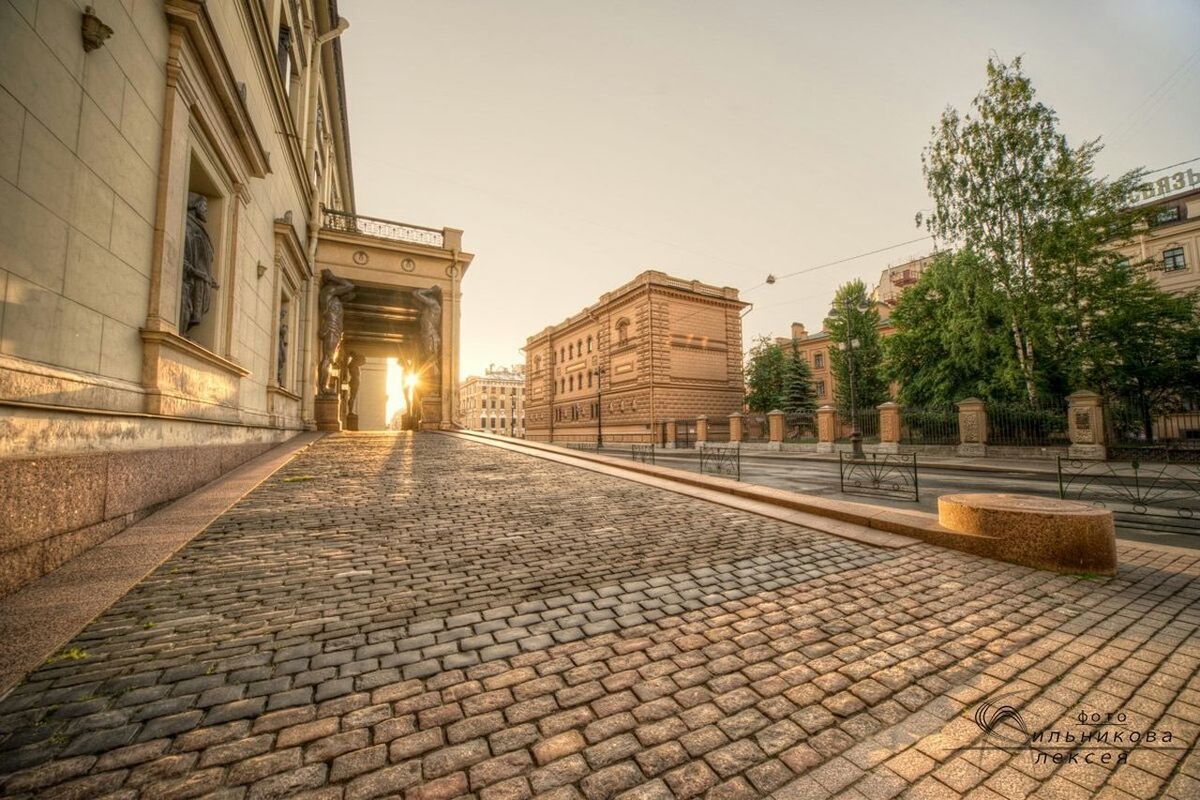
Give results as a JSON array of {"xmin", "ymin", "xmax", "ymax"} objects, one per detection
[
  {"xmin": 878, "ymin": 402, "xmax": 900, "ymax": 453},
  {"xmin": 1068, "ymin": 391, "xmax": 1106, "ymax": 459},
  {"xmin": 696, "ymin": 416, "xmax": 708, "ymax": 445},
  {"xmin": 957, "ymin": 397, "xmax": 987, "ymax": 457},
  {"xmin": 816, "ymin": 406, "xmax": 837, "ymax": 453},
  {"xmin": 664, "ymin": 419, "xmax": 677, "ymax": 449},
  {"xmin": 766, "ymin": 410, "xmax": 785, "ymax": 451},
  {"xmin": 728, "ymin": 413, "xmax": 744, "ymax": 444}
]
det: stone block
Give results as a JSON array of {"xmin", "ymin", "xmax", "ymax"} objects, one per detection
[
  {"xmin": 81, "ymin": 47, "xmax": 125, "ymax": 127},
  {"xmin": 2, "ymin": 272, "xmax": 102, "ymax": 373},
  {"xmin": 64, "ymin": 229, "xmax": 151, "ymax": 328},
  {"xmin": 0, "ymin": 86, "xmax": 22, "ymax": 183},
  {"xmin": 0, "ymin": 180, "xmax": 70, "ymax": 293},
  {"xmin": 0, "ymin": 451, "xmax": 108, "ymax": 549},
  {"xmin": 0, "ymin": 2, "xmax": 83, "ymax": 147},
  {"xmin": 937, "ymin": 493, "xmax": 1116, "ymax": 575},
  {"xmin": 99, "ymin": 318, "xmax": 143, "ymax": 383},
  {"xmin": 104, "ymin": 447, "xmax": 198, "ymax": 519},
  {"xmin": 17, "ymin": 113, "xmax": 75, "ymax": 220}
]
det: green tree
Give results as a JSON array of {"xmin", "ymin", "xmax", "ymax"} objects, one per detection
[
  {"xmin": 825, "ymin": 279, "xmax": 888, "ymax": 417},
  {"xmin": 783, "ymin": 340, "xmax": 817, "ymax": 413},
  {"xmin": 884, "ymin": 250, "xmax": 1023, "ymax": 405},
  {"xmin": 1079, "ymin": 265, "xmax": 1200, "ymax": 439},
  {"xmin": 917, "ymin": 56, "xmax": 1149, "ymax": 401},
  {"xmin": 744, "ymin": 336, "xmax": 787, "ymax": 413}
]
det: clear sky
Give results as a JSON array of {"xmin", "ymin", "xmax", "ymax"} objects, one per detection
[{"xmin": 339, "ymin": 0, "xmax": 1200, "ymax": 380}]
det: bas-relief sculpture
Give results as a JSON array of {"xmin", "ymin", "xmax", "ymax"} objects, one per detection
[
  {"xmin": 411, "ymin": 286, "xmax": 442, "ymax": 386},
  {"xmin": 318, "ymin": 269, "xmax": 356, "ymax": 396},
  {"xmin": 180, "ymin": 193, "xmax": 219, "ymax": 336}
]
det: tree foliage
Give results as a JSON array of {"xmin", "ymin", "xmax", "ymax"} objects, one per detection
[
  {"xmin": 744, "ymin": 336, "xmax": 788, "ymax": 412},
  {"xmin": 917, "ymin": 56, "xmax": 1151, "ymax": 402},
  {"xmin": 884, "ymin": 250, "xmax": 1022, "ymax": 405},
  {"xmin": 825, "ymin": 279, "xmax": 888, "ymax": 415},
  {"xmin": 783, "ymin": 341, "xmax": 817, "ymax": 413}
]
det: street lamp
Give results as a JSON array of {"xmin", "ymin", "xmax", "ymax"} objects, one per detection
[
  {"xmin": 831, "ymin": 297, "xmax": 871, "ymax": 458},
  {"xmin": 596, "ymin": 365, "xmax": 607, "ymax": 448}
]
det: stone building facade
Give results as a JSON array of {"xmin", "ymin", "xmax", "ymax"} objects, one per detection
[
  {"xmin": 0, "ymin": 1, "xmax": 471, "ymax": 596},
  {"xmin": 460, "ymin": 364, "xmax": 526, "ymax": 437},
  {"xmin": 524, "ymin": 271, "xmax": 746, "ymax": 444},
  {"xmin": 1115, "ymin": 185, "xmax": 1200, "ymax": 297}
]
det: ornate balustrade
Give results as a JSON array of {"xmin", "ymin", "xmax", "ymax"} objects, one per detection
[{"xmin": 322, "ymin": 208, "xmax": 445, "ymax": 248}]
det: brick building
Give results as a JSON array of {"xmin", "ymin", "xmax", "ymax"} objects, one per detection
[
  {"xmin": 460, "ymin": 364, "xmax": 526, "ymax": 437},
  {"xmin": 524, "ymin": 271, "xmax": 746, "ymax": 443}
]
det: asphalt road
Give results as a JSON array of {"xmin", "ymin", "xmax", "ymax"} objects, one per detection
[{"xmin": 599, "ymin": 448, "xmax": 1200, "ymax": 551}]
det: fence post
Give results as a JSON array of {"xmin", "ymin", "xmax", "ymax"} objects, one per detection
[
  {"xmin": 816, "ymin": 405, "xmax": 837, "ymax": 453},
  {"xmin": 1067, "ymin": 391, "xmax": 1106, "ymax": 460},
  {"xmin": 878, "ymin": 402, "xmax": 900, "ymax": 454},
  {"xmin": 728, "ymin": 412, "xmax": 744, "ymax": 444},
  {"xmin": 696, "ymin": 416, "xmax": 708, "ymax": 445},
  {"xmin": 766, "ymin": 410, "xmax": 785, "ymax": 451},
  {"xmin": 956, "ymin": 397, "xmax": 987, "ymax": 457},
  {"xmin": 664, "ymin": 419, "xmax": 677, "ymax": 449}
]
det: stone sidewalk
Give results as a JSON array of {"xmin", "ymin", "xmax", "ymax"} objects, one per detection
[{"xmin": 0, "ymin": 433, "xmax": 1198, "ymax": 799}]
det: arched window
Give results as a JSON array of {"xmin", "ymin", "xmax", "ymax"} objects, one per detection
[
  {"xmin": 560, "ymin": 348, "xmax": 565, "ymax": 363},
  {"xmin": 569, "ymin": 343, "xmax": 574, "ymax": 359},
  {"xmin": 587, "ymin": 336, "xmax": 593, "ymax": 353},
  {"xmin": 616, "ymin": 318, "xmax": 630, "ymax": 345},
  {"xmin": 587, "ymin": 371, "xmax": 593, "ymax": 388},
  {"xmin": 560, "ymin": 378, "xmax": 565, "ymax": 393},
  {"xmin": 534, "ymin": 356, "xmax": 541, "ymax": 372},
  {"xmin": 569, "ymin": 375, "xmax": 574, "ymax": 391},
  {"xmin": 577, "ymin": 339, "xmax": 583, "ymax": 356}
]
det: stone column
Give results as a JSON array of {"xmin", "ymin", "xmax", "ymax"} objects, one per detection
[
  {"xmin": 664, "ymin": 419, "xmax": 677, "ymax": 449},
  {"xmin": 878, "ymin": 402, "xmax": 900, "ymax": 454},
  {"xmin": 816, "ymin": 406, "xmax": 837, "ymax": 453},
  {"xmin": 766, "ymin": 410, "xmax": 785, "ymax": 451},
  {"xmin": 696, "ymin": 416, "xmax": 708, "ymax": 445},
  {"xmin": 728, "ymin": 413, "xmax": 744, "ymax": 444},
  {"xmin": 957, "ymin": 397, "xmax": 987, "ymax": 457},
  {"xmin": 1068, "ymin": 391, "xmax": 1106, "ymax": 459}
]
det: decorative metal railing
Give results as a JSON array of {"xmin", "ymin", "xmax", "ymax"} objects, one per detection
[
  {"xmin": 699, "ymin": 444, "xmax": 741, "ymax": 480},
  {"xmin": 743, "ymin": 414, "xmax": 769, "ymax": 443},
  {"xmin": 631, "ymin": 444, "xmax": 655, "ymax": 464},
  {"xmin": 838, "ymin": 452, "xmax": 919, "ymax": 502},
  {"xmin": 322, "ymin": 208, "xmax": 445, "ymax": 248},
  {"xmin": 1056, "ymin": 457, "xmax": 1200, "ymax": 535},
  {"xmin": 900, "ymin": 406, "xmax": 960, "ymax": 445},
  {"xmin": 987, "ymin": 400, "xmax": 1069, "ymax": 448},
  {"xmin": 783, "ymin": 412, "xmax": 817, "ymax": 443},
  {"xmin": 1105, "ymin": 397, "xmax": 1200, "ymax": 463}
]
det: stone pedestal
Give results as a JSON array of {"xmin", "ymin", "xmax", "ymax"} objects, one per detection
[
  {"xmin": 345, "ymin": 413, "xmax": 359, "ymax": 432},
  {"xmin": 696, "ymin": 416, "xmax": 708, "ymax": 445},
  {"xmin": 877, "ymin": 402, "xmax": 900, "ymax": 454},
  {"xmin": 728, "ymin": 413, "xmax": 743, "ymax": 444},
  {"xmin": 957, "ymin": 397, "xmax": 987, "ymax": 457},
  {"xmin": 766, "ymin": 410, "xmax": 784, "ymax": 452},
  {"xmin": 1067, "ymin": 390, "xmax": 1106, "ymax": 460},
  {"xmin": 664, "ymin": 419, "xmax": 677, "ymax": 449},
  {"xmin": 315, "ymin": 396, "xmax": 341, "ymax": 432},
  {"xmin": 420, "ymin": 396, "xmax": 442, "ymax": 431},
  {"xmin": 816, "ymin": 406, "xmax": 836, "ymax": 453}
]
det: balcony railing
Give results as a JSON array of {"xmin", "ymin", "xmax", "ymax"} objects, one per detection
[{"xmin": 322, "ymin": 208, "xmax": 444, "ymax": 248}]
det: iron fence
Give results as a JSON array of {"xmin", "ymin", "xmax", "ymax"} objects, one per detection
[
  {"xmin": 631, "ymin": 444, "xmax": 655, "ymax": 464},
  {"xmin": 987, "ymin": 400, "xmax": 1069, "ymax": 448},
  {"xmin": 1106, "ymin": 396, "xmax": 1200, "ymax": 463},
  {"xmin": 1057, "ymin": 457, "xmax": 1200, "ymax": 536},
  {"xmin": 783, "ymin": 412, "xmax": 817, "ymax": 443},
  {"xmin": 705, "ymin": 422, "xmax": 731, "ymax": 444},
  {"xmin": 743, "ymin": 414, "xmax": 769, "ymax": 443},
  {"xmin": 835, "ymin": 408, "xmax": 880, "ymax": 444},
  {"xmin": 838, "ymin": 452, "xmax": 919, "ymax": 501},
  {"xmin": 699, "ymin": 444, "xmax": 741, "ymax": 480},
  {"xmin": 900, "ymin": 407, "xmax": 960, "ymax": 446},
  {"xmin": 675, "ymin": 420, "xmax": 696, "ymax": 449}
]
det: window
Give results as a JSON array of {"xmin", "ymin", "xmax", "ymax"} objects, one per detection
[
  {"xmin": 569, "ymin": 376, "xmax": 574, "ymax": 392},
  {"xmin": 276, "ymin": 25, "xmax": 292, "ymax": 88},
  {"xmin": 577, "ymin": 339, "xmax": 583, "ymax": 357},
  {"xmin": 616, "ymin": 319, "xmax": 630, "ymax": 346},
  {"xmin": 814, "ymin": 352, "xmax": 824, "ymax": 369},
  {"xmin": 569, "ymin": 343, "xmax": 574, "ymax": 359},
  {"xmin": 1153, "ymin": 206, "xmax": 1182, "ymax": 226},
  {"xmin": 587, "ymin": 336, "xmax": 593, "ymax": 353},
  {"xmin": 560, "ymin": 378, "xmax": 565, "ymax": 393},
  {"xmin": 816, "ymin": 380, "xmax": 826, "ymax": 398},
  {"xmin": 1163, "ymin": 247, "xmax": 1187, "ymax": 272},
  {"xmin": 560, "ymin": 348, "xmax": 565, "ymax": 364},
  {"xmin": 587, "ymin": 371, "xmax": 593, "ymax": 388}
]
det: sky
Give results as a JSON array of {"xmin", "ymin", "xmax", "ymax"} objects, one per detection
[{"xmin": 339, "ymin": 0, "xmax": 1200, "ymax": 380}]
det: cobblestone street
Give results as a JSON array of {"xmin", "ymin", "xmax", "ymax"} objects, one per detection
[{"xmin": 1, "ymin": 433, "xmax": 1199, "ymax": 799}]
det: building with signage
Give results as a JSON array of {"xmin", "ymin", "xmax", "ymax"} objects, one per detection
[
  {"xmin": 0, "ymin": 2, "xmax": 472, "ymax": 596},
  {"xmin": 524, "ymin": 271, "xmax": 747, "ymax": 444},
  {"xmin": 1114, "ymin": 185, "xmax": 1200, "ymax": 297},
  {"xmin": 460, "ymin": 364, "xmax": 526, "ymax": 437}
]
